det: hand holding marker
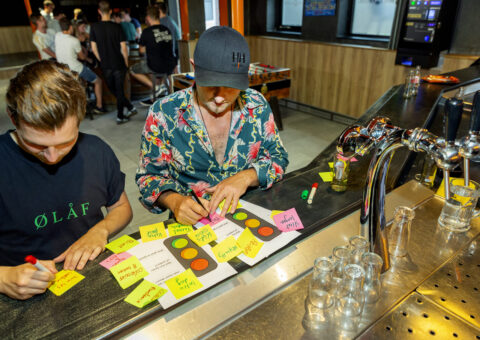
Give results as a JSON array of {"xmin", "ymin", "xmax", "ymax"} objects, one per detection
[
  {"xmin": 25, "ymin": 255, "xmax": 49, "ymax": 272},
  {"xmin": 189, "ymin": 189, "xmax": 210, "ymax": 221}
]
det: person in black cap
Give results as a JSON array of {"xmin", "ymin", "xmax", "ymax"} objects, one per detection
[{"xmin": 136, "ymin": 26, "xmax": 289, "ymax": 225}]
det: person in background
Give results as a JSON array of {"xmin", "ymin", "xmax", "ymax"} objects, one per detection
[
  {"xmin": 112, "ymin": 12, "xmax": 136, "ymax": 43},
  {"xmin": 158, "ymin": 2, "xmax": 180, "ymax": 72},
  {"xmin": 30, "ymin": 14, "xmax": 56, "ymax": 60},
  {"xmin": 136, "ymin": 26, "xmax": 288, "ymax": 225},
  {"xmin": 0, "ymin": 60, "xmax": 133, "ymax": 300},
  {"xmin": 122, "ymin": 9, "xmax": 142, "ymax": 40},
  {"xmin": 130, "ymin": 6, "xmax": 176, "ymax": 107},
  {"xmin": 74, "ymin": 19, "xmax": 97, "ymax": 69},
  {"xmin": 90, "ymin": 1, "xmax": 137, "ymax": 124},
  {"xmin": 55, "ymin": 18, "xmax": 106, "ymax": 114},
  {"xmin": 40, "ymin": 0, "xmax": 55, "ymax": 23}
]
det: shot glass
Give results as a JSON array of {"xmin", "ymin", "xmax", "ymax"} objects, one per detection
[{"xmin": 438, "ymin": 180, "xmax": 480, "ymax": 232}]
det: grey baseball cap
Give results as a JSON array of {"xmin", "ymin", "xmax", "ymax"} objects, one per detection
[{"xmin": 194, "ymin": 26, "xmax": 250, "ymax": 90}]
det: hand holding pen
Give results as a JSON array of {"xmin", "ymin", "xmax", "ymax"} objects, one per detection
[{"xmin": 188, "ymin": 189, "xmax": 211, "ymax": 222}]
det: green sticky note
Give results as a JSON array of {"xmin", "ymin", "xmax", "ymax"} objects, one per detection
[
  {"xmin": 165, "ymin": 269, "xmax": 203, "ymax": 299},
  {"xmin": 110, "ymin": 256, "xmax": 148, "ymax": 289},
  {"xmin": 124, "ymin": 280, "xmax": 167, "ymax": 308},
  {"xmin": 105, "ymin": 235, "xmax": 139, "ymax": 253},
  {"xmin": 319, "ymin": 172, "xmax": 334, "ymax": 182},
  {"xmin": 167, "ymin": 223, "xmax": 194, "ymax": 236}
]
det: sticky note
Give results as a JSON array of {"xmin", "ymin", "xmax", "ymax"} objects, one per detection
[
  {"xmin": 337, "ymin": 154, "xmax": 358, "ymax": 162},
  {"xmin": 105, "ymin": 235, "xmax": 139, "ymax": 254},
  {"xmin": 48, "ymin": 270, "xmax": 85, "ymax": 296},
  {"xmin": 212, "ymin": 235, "xmax": 242, "ymax": 262},
  {"xmin": 328, "ymin": 162, "xmax": 334, "ymax": 169},
  {"xmin": 218, "ymin": 200, "xmax": 242, "ymax": 213},
  {"xmin": 319, "ymin": 172, "xmax": 333, "ymax": 182},
  {"xmin": 273, "ymin": 208, "xmax": 304, "ymax": 232},
  {"xmin": 237, "ymin": 227, "xmax": 263, "ymax": 258},
  {"xmin": 100, "ymin": 252, "xmax": 132, "ymax": 270},
  {"xmin": 167, "ymin": 223, "xmax": 194, "ymax": 236},
  {"xmin": 165, "ymin": 269, "xmax": 203, "ymax": 299},
  {"xmin": 271, "ymin": 210, "xmax": 284, "ymax": 219},
  {"xmin": 188, "ymin": 224, "xmax": 217, "ymax": 247},
  {"xmin": 199, "ymin": 213, "xmax": 225, "ymax": 226},
  {"xmin": 139, "ymin": 222, "xmax": 167, "ymax": 242},
  {"xmin": 124, "ymin": 280, "xmax": 167, "ymax": 308},
  {"xmin": 110, "ymin": 256, "xmax": 148, "ymax": 289}
]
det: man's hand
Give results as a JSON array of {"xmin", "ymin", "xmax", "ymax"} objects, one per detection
[
  {"xmin": 54, "ymin": 225, "xmax": 108, "ymax": 271},
  {"xmin": 0, "ymin": 261, "xmax": 56, "ymax": 300},
  {"xmin": 159, "ymin": 192, "xmax": 209, "ymax": 225},
  {"xmin": 206, "ymin": 169, "xmax": 259, "ymax": 216}
]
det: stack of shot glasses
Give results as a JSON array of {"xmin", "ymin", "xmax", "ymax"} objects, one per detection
[{"xmin": 302, "ymin": 235, "xmax": 383, "ymax": 336}]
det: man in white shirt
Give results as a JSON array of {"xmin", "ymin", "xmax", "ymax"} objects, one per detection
[
  {"xmin": 55, "ymin": 18, "xmax": 106, "ymax": 114},
  {"xmin": 30, "ymin": 14, "xmax": 56, "ymax": 60}
]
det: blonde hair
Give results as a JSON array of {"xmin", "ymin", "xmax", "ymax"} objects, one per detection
[{"xmin": 6, "ymin": 60, "xmax": 86, "ymax": 130}]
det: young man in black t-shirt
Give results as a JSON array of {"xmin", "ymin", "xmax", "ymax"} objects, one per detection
[
  {"xmin": 90, "ymin": 0, "xmax": 137, "ymax": 124},
  {"xmin": 130, "ymin": 6, "xmax": 176, "ymax": 106},
  {"xmin": 0, "ymin": 60, "xmax": 133, "ymax": 300}
]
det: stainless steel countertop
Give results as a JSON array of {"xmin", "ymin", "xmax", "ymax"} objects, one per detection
[{"xmin": 120, "ymin": 181, "xmax": 441, "ymax": 339}]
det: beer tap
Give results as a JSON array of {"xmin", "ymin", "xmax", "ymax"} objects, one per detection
[{"xmin": 459, "ymin": 91, "xmax": 480, "ymax": 186}]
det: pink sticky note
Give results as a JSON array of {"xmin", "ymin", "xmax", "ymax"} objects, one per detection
[
  {"xmin": 199, "ymin": 213, "xmax": 225, "ymax": 226},
  {"xmin": 337, "ymin": 154, "xmax": 358, "ymax": 162},
  {"xmin": 100, "ymin": 252, "xmax": 132, "ymax": 270},
  {"xmin": 273, "ymin": 208, "xmax": 304, "ymax": 232}
]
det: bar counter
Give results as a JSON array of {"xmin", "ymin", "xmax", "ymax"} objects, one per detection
[{"xmin": 2, "ymin": 64, "xmax": 480, "ymax": 339}]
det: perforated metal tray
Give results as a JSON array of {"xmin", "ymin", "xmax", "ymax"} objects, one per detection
[
  {"xmin": 357, "ymin": 292, "xmax": 480, "ymax": 339},
  {"xmin": 417, "ymin": 237, "xmax": 480, "ymax": 329}
]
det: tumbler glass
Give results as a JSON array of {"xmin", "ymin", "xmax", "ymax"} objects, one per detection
[
  {"xmin": 362, "ymin": 252, "xmax": 383, "ymax": 303},
  {"xmin": 331, "ymin": 153, "xmax": 350, "ymax": 192},
  {"xmin": 389, "ymin": 206, "xmax": 415, "ymax": 257},
  {"xmin": 335, "ymin": 264, "xmax": 365, "ymax": 331},
  {"xmin": 303, "ymin": 257, "xmax": 335, "ymax": 330},
  {"xmin": 349, "ymin": 235, "xmax": 370, "ymax": 265},
  {"xmin": 331, "ymin": 246, "xmax": 350, "ymax": 297}
]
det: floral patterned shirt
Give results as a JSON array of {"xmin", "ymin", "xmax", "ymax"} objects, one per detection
[{"xmin": 136, "ymin": 87, "xmax": 289, "ymax": 213}]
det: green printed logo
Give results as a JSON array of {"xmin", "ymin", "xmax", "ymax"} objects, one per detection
[{"xmin": 34, "ymin": 202, "xmax": 90, "ymax": 230}]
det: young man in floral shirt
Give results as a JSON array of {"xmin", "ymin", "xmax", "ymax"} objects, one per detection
[{"xmin": 136, "ymin": 26, "xmax": 288, "ymax": 225}]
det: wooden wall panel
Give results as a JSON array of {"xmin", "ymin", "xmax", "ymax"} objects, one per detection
[
  {"xmin": 0, "ymin": 26, "xmax": 36, "ymax": 54},
  {"xmin": 247, "ymin": 36, "xmax": 478, "ymax": 118}
]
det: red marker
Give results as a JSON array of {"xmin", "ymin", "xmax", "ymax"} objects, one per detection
[
  {"xmin": 25, "ymin": 255, "xmax": 49, "ymax": 272},
  {"xmin": 307, "ymin": 183, "xmax": 319, "ymax": 204}
]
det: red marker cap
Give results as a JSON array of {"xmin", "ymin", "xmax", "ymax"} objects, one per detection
[
  {"xmin": 25, "ymin": 255, "xmax": 37, "ymax": 265},
  {"xmin": 312, "ymin": 183, "xmax": 318, "ymax": 188}
]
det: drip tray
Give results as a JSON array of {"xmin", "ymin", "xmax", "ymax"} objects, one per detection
[
  {"xmin": 357, "ymin": 292, "xmax": 480, "ymax": 339},
  {"xmin": 417, "ymin": 237, "xmax": 480, "ymax": 329}
]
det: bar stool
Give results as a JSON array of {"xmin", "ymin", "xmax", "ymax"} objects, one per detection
[{"xmin": 151, "ymin": 73, "xmax": 172, "ymax": 101}]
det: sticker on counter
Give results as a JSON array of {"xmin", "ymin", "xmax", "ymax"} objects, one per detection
[{"xmin": 273, "ymin": 208, "xmax": 304, "ymax": 232}]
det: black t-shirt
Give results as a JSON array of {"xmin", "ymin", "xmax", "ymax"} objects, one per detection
[
  {"xmin": 139, "ymin": 24, "xmax": 176, "ymax": 74},
  {"xmin": 90, "ymin": 21, "xmax": 127, "ymax": 70},
  {"xmin": 0, "ymin": 132, "xmax": 125, "ymax": 266}
]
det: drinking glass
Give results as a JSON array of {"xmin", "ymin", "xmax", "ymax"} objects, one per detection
[
  {"xmin": 348, "ymin": 235, "xmax": 370, "ymax": 264},
  {"xmin": 331, "ymin": 246, "xmax": 350, "ymax": 297},
  {"xmin": 335, "ymin": 264, "xmax": 365, "ymax": 331},
  {"xmin": 362, "ymin": 252, "xmax": 383, "ymax": 303},
  {"xmin": 331, "ymin": 153, "xmax": 350, "ymax": 192},
  {"xmin": 389, "ymin": 206, "xmax": 415, "ymax": 257}
]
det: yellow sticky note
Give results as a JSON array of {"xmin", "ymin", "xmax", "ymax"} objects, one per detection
[
  {"xmin": 328, "ymin": 162, "xmax": 334, "ymax": 169},
  {"xmin": 124, "ymin": 280, "xmax": 167, "ymax": 308},
  {"xmin": 167, "ymin": 223, "xmax": 194, "ymax": 236},
  {"xmin": 218, "ymin": 200, "xmax": 242, "ymax": 213},
  {"xmin": 271, "ymin": 210, "xmax": 284, "ymax": 219},
  {"xmin": 237, "ymin": 227, "xmax": 263, "ymax": 258},
  {"xmin": 106, "ymin": 235, "xmax": 139, "ymax": 254},
  {"xmin": 188, "ymin": 224, "xmax": 217, "ymax": 247},
  {"xmin": 165, "ymin": 269, "xmax": 203, "ymax": 299},
  {"xmin": 110, "ymin": 256, "xmax": 148, "ymax": 289},
  {"xmin": 48, "ymin": 270, "xmax": 85, "ymax": 296},
  {"xmin": 139, "ymin": 222, "xmax": 167, "ymax": 242},
  {"xmin": 319, "ymin": 172, "xmax": 334, "ymax": 182},
  {"xmin": 212, "ymin": 235, "xmax": 242, "ymax": 262}
]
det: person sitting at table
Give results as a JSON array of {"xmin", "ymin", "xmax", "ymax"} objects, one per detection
[
  {"xmin": 136, "ymin": 26, "xmax": 289, "ymax": 225},
  {"xmin": 30, "ymin": 13, "xmax": 56, "ymax": 60},
  {"xmin": 130, "ymin": 5, "xmax": 176, "ymax": 106},
  {"xmin": 0, "ymin": 60, "xmax": 133, "ymax": 300}
]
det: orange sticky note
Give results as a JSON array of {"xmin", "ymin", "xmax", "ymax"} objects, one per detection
[
  {"xmin": 212, "ymin": 236, "xmax": 242, "ymax": 262},
  {"xmin": 110, "ymin": 256, "xmax": 148, "ymax": 289},
  {"xmin": 319, "ymin": 172, "xmax": 333, "ymax": 182},
  {"xmin": 237, "ymin": 227, "xmax": 263, "ymax": 258},
  {"xmin": 188, "ymin": 224, "xmax": 217, "ymax": 247},
  {"xmin": 167, "ymin": 223, "xmax": 194, "ymax": 236},
  {"xmin": 48, "ymin": 270, "xmax": 85, "ymax": 296},
  {"xmin": 105, "ymin": 235, "xmax": 139, "ymax": 253},
  {"xmin": 124, "ymin": 280, "xmax": 167, "ymax": 308},
  {"xmin": 139, "ymin": 222, "xmax": 167, "ymax": 242},
  {"xmin": 165, "ymin": 269, "xmax": 203, "ymax": 299}
]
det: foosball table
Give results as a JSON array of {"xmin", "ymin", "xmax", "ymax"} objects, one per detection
[{"xmin": 171, "ymin": 62, "xmax": 291, "ymax": 130}]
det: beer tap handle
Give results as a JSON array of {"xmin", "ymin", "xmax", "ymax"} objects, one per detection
[
  {"xmin": 470, "ymin": 91, "xmax": 480, "ymax": 133},
  {"xmin": 445, "ymin": 97, "xmax": 463, "ymax": 143}
]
